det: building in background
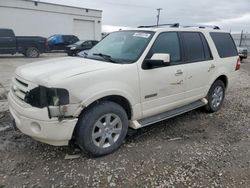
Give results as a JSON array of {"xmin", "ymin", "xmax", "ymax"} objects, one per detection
[{"xmin": 0, "ymin": 0, "xmax": 102, "ymax": 40}]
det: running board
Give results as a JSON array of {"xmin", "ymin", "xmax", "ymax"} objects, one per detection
[{"xmin": 130, "ymin": 98, "xmax": 207, "ymax": 129}]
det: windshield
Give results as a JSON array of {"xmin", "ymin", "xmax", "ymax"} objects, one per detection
[
  {"xmin": 75, "ymin": 40, "xmax": 85, "ymax": 45},
  {"xmin": 85, "ymin": 31, "xmax": 154, "ymax": 63}
]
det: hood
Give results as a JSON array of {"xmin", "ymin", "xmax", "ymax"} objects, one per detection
[
  {"xmin": 16, "ymin": 57, "xmax": 118, "ymax": 86},
  {"xmin": 67, "ymin": 44, "xmax": 78, "ymax": 48}
]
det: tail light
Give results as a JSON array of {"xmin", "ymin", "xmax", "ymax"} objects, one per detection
[{"xmin": 235, "ymin": 57, "xmax": 241, "ymax": 71}]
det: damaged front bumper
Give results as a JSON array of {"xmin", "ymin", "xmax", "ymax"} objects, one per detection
[{"xmin": 8, "ymin": 90, "xmax": 78, "ymax": 146}]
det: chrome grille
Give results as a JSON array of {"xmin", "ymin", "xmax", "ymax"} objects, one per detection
[{"xmin": 12, "ymin": 78, "xmax": 29, "ymax": 101}]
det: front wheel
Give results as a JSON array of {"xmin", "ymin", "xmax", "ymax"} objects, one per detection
[
  {"xmin": 204, "ymin": 80, "xmax": 225, "ymax": 113},
  {"xmin": 75, "ymin": 101, "xmax": 128, "ymax": 157}
]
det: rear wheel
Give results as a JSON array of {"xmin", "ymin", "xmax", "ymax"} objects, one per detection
[
  {"xmin": 67, "ymin": 52, "xmax": 73, "ymax": 56},
  {"xmin": 25, "ymin": 47, "xmax": 40, "ymax": 58},
  {"xmin": 75, "ymin": 50, "xmax": 81, "ymax": 56},
  {"xmin": 204, "ymin": 80, "xmax": 225, "ymax": 113},
  {"xmin": 75, "ymin": 101, "xmax": 128, "ymax": 157}
]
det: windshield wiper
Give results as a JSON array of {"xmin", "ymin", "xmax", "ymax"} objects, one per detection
[{"xmin": 92, "ymin": 53, "xmax": 118, "ymax": 63}]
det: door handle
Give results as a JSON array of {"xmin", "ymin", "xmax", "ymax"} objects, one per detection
[
  {"xmin": 208, "ymin": 64, "xmax": 216, "ymax": 72},
  {"xmin": 175, "ymin": 70, "xmax": 183, "ymax": 76}
]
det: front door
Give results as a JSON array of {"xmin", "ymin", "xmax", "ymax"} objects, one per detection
[{"xmin": 138, "ymin": 32, "xmax": 188, "ymax": 118}]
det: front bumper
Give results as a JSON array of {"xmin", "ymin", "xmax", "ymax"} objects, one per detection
[{"xmin": 8, "ymin": 91, "xmax": 78, "ymax": 146}]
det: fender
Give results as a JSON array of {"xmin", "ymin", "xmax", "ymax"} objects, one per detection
[{"xmin": 73, "ymin": 88, "xmax": 141, "ymax": 118}]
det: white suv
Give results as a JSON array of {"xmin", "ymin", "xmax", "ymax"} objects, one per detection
[{"xmin": 8, "ymin": 26, "xmax": 240, "ymax": 156}]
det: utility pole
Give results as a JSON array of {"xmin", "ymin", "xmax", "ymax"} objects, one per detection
[
  {"xmin": 239, "ymin": 30, "xmax": 243, "ymax": 47},
  {"xmin": 156, "ymin": 8, "xmax": 162, "ymax": 26}
]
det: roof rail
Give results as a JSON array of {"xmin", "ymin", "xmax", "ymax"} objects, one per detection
[
  {"xmin": 138, "ymin": 23, "xmax": 180, "ymax": 28},
  {"xmin": 183, "ymin": 25, "xmax": 220, "ymax": 30}
]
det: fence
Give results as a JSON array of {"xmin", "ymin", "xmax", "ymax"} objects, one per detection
[{"xmin": 232, "ymin": 32, "xmax": 250, "ymax": 51}]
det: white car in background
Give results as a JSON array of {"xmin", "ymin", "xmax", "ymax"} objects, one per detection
[{"xmin": 237, "ymin": 47, "xmax": 248, "ymax": 61}]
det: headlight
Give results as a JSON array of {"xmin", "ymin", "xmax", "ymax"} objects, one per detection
[
  {"xmin": 70, "ymin": 47, "xmax": 76, "ymax": 50},
  {"xmin": 25, "ymin": 86, "xmax": 69, "ymax": 108}
]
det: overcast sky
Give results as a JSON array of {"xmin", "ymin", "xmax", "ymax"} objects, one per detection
[{"xmin": 42, "ymin": 0, "xmax": 250, "ymax": 33}]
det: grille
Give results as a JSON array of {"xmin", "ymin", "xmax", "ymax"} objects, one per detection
[{"xmin": 12, "ymin": 78, "xmax": 29, "ymax": 101}]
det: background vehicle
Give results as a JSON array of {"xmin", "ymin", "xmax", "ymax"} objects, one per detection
[
  {"xmin": 65, "ymin": 40, "xmax": 99, "ymax": 56},
  {"xmin": 0, "ymin": 28, "xmax": 47, "ymax": 58},
  {"xmin": 237, "ymin": 47, "xmax": 248, "ymax": 61},
  {"xmin": 48, "ymin": 34, "xmax": 79, "ymax": 51},
  {"xmin": 9, "ymin": 26, "xmax": 240, "ymax": 157}
]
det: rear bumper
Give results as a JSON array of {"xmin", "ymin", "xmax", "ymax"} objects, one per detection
[
  {"xmin": 8, "ymin": 91, "xmax": 78, "ymax": 146},
  {"xmin": 239, "ymin": 53, "xmax": 248, "ymax": 58}
]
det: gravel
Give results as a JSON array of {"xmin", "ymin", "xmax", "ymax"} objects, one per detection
[{"xmin": 0, "ymin": 54, "xmax": 249, "ymax": 187}]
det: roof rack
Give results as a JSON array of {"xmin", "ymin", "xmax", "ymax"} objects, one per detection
[
  {"xmin": 183, "ymin": 25, "xmax": 220, "ymax": 30},
  {"xmin": 138, "ymin": 23, "xmax": 180, "ymax": 28}
]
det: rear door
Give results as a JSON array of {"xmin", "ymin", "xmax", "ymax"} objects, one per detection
[
  {"xmin": 210, "ymin": 32, "xmax": 239, "ymax": 73},
  {"xmin": 181, "ymin": 32, "xmax": 214, "ymax": 101},
  {"xmin": 0, "ymin": 29, "xmax": 16, "ymax": 54}
]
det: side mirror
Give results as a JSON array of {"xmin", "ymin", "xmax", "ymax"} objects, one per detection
[{"xmin": 144, "ymin": 53, "xmax": 170, "ymax": 69}]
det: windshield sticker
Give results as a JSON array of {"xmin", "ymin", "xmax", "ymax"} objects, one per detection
[{"xmin": 133, "ymin": 33, "xmax": 151, "ymax": 38}]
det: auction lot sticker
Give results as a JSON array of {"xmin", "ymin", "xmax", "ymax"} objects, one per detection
[{"xmin": 133, "ymin": 33, "xmax": 151, "ymax": 38}]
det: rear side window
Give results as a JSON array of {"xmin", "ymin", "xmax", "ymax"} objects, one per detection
[
  {"xmin": 92, "ymin": 41, "xmax": 99, "ymax": 45},
  {"xmin": 210, "ymin": 32, "xmax": 238, "ymax": 58},
  {"xmin": 63, "ymin": 36, "xmax": 71, "ymax": 42},
  {"xmin": 0, "ymin": 29, "xmax": 14, "ymax": 37},
  {"xmin": 147, "ymin": 32, "xmax": 181, "ymax": 62},
  {"xmin": 181, "ymin": 32, "xmax": 212, "ymax": 62}
]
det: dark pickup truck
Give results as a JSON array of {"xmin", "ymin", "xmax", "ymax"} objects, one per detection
[{"xmin": 0, "ymin": 28, "xmax": 48, "ymax": 58}]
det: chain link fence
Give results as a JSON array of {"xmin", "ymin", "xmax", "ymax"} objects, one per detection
[{"xmin": 232, "ymin": 33, "xmax": 250, "ymax": 51}]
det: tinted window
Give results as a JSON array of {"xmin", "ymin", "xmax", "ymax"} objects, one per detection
[
  {"xmin": 0, "ymin": 29, "xmax": 14, "ymax": 37},
  {"xmin": 200, "ymin": 34, "xmax": 213, "ymax": 60},
  {"xmin": 210, "ymin": 32, "xmax": 238, "ymax": 58},
  {"xmin": 63, "ymin": 36, "xmax": 72, "ymax": 42},
  {"xmin": 182, "ymin": 32, "xmax": 206, "ymax": 62},
  {"xmin": 93, "ymin": 41, "xmax": 99, "ymax": 45},
  {"xmin": 85, "ymin": 41, "xmax": 92, "ymax": 46},
  {"xmin": 147, "ymin": 32, "xmax": 181, "ymax": 62}
]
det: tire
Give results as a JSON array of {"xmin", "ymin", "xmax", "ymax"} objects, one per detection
[
  {"xmin": 75, "ymin": 50, "xmax": 81, "ymax": 56},
  {"xmin": 67, "ymin": 52, "xmax": 73, "ymax": 56},
  {"xmin": 204, "ymin": 80, "xmax": 225, "ymax": 113},
  {"xmin": 25, "ymin": 47, "xmax": 40, "ymax": 58},
  {"xmin": 75, "ymin": 101, "xmax": 128, "ymax": 157}
]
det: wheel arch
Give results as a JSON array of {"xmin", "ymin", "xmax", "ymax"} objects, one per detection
[
  {"xmin": 78, "ymin": 94, "xmax": 133, "ymax": 120},
  {"xmin": 71, "ymin": 95, "xmax": 133, "ymax": 143},
  {"xmin": 214, "ymin": 75, "xmax": 228, "ymax": 89}
]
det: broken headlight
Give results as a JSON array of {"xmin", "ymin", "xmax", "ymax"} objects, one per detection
[{"xmin": 25, "ymin": 86, "xmax": 69, "ymax": 108}]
